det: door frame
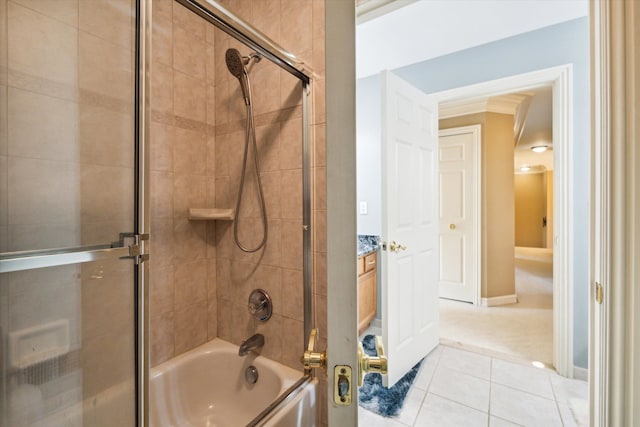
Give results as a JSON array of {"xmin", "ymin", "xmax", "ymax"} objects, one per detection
[
  {"xmin": 430, "ymin": 65, "xmax": 574, "ymax": 377},
  {"xmin": 438, "ymin": 125, "xmax": 482, "ymax": 306},
  {"xmin": 327, "ymin": 2, "xmax": 634, "ymax": 424}
]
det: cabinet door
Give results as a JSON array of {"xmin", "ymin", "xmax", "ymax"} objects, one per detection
[{"xmin": 358, "ymin": 270, "xmax": 377, "ymax": 335}]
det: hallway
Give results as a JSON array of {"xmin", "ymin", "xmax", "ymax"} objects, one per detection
[{"xmin": 439, "ymin": 247, "xmax": 554, "ymax": 366}]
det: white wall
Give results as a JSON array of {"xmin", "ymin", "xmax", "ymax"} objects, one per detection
[{"xmin": 356, "ymin": 76, "xmax": 382, "ymax": 235}]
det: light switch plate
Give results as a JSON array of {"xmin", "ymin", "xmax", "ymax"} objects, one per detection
[{"xmin": 359, "ymin": 201, "xmax": 368, "ymax": 215}]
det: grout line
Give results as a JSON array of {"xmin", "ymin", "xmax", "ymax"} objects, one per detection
[{"xmin": 487, "ymin": 356, "xmax": 493, "ymax": 427}]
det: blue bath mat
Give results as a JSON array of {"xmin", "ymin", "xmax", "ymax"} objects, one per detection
[{"xmin": 358, "ymin": 335, "xmax": 422, "ymax": 417}]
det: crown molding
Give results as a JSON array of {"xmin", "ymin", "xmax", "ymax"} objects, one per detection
[{"xmin": 440, "ymin": 93, "xmax": 532, "ymax": 119}]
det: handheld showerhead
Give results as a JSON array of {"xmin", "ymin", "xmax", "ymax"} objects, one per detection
[{"xmin": 225, "ymin": 48, "xmax": 252, "ymax": 106}]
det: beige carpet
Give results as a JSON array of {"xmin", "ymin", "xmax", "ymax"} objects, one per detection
[{"xmin": 439, "ymin": 246, "xmax": 554, "ymax": 367}]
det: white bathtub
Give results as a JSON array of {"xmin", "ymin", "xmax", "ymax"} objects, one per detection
[{"xmin": 150, "ymin": 338, "xmax": 317, "ymax": 427}]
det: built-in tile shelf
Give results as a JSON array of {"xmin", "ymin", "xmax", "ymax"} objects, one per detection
[{"xmin": 188, "ymin": 208, "xmax": 234, "ymax": 221}]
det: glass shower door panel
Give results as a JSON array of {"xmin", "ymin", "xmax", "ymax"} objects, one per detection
[
  {"xmin": 0, "ymin": 1, "xmax": 140, "ymax": 426},
  {"xmin": 0, "ymin": 258, "xmax": 136, "ymax": 426},
  {"xmin": 1, "ymin": 0, "xmax": 136, "ymax": 253}
]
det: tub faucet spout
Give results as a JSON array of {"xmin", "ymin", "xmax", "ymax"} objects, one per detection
[{"xmin": 239, "ymin": 333, "xmax": 265, "ymax": 356}]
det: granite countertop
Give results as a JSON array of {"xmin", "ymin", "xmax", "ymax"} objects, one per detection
[{"xmin": 357, "ymin": 235, "xmax": 381, "ymax": 257}]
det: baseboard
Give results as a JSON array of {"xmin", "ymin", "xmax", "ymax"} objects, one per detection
[
  {"xmin": 481, "ymin": 294, "xmax": 518, "ymax": 307},
  {"xmin": 573, "ymin": 366, "xmax": 588, "ymax": 381}
]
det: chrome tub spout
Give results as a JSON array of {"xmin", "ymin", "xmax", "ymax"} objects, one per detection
[{"xmin": 239, "ymin": 333, "xmax": 265, "ymax": 356}]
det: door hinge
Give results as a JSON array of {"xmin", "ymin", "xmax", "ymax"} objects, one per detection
[
  {"xmin": 595, "ymin": 281, "xmax": 604, "ymax": 304},
  {"xmin": 115, "ymin": 232, "xmax": 149, "ymax": 264}
]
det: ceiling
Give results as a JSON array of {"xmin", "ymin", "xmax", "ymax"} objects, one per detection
[{"xmin": 356, "ymin": 0, "xmax": 586, "ymax": 173}]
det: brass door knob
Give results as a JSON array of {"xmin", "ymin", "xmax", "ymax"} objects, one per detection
[
  {"xmin": 449, "ymin": 224, "xmax": 456, "ymax": 230},
  {"xmin": 357, "ymin": 336, "xmax": 388, "ymax": 386},
  {"xmin": 301, "ymin": 328, "xmax": 326, "ymax": 371},
  {"xmin": 388, "ymin": 240, "xmax": 407, "ymax": 253}
]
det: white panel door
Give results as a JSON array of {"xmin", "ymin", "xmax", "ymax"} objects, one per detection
[
  {"xmin": 438, "ymin": 126, "xmax": 481, "ymax": 304},
  {"xmin": 381, "ymin": 70, "xmax": 439, "ymax": 387}
]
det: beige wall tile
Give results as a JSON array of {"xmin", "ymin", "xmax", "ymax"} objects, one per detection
[
  {"xmin": 8, "ymin": 3, "xmax": 78, "ymax": 87},
  {"xmin": 79, "ymin": 32, "xmax": 133, "ymax": 101},
  {"xmin": 150, "ymin": 263, "xmax": 174, "ymax": 317},
  {"xmin": 205, "ymin": 21, "xmax": 216, "ymax": 46},
  {"xmin": 280, "ymin": 118, "xmax": 302, "ymax": 170},
  {"xmin": 81, "ymin": 260, "xmax": 133, "ymax": 339},
  {"xmin": 206, "ymin": 84, "xmax": 216, "ymax": 125},
  {"xmin": 174, "ymin": 300, "xmax": 207, "ymax": 354},
  {"xmin": 81, "ymin": 164, "xmax": 134, "ymax": 224},
  {"xmin": 0, "ymin": 155, "xmax": 6, "ymax": 226},
  {"xmin": 173, "ymin": 2, "xmax": 205, "ymax": 39},
  {"xmin": 174, "ymin": 127, "xmax": 206, "ymax": 175},
  {"xmin": 79, "ymin": 0, "xmax": 134, "ymax": 50},
  {"xmin": 150, "ymin": 218, "xmax": 174, "ymax": 266},
  {"xmin": 207, "ymin": 257, "xmax": 217, "ymax": 298},
  {"xmin": 82, "ymin": 331, "xmax": 134, "ymax": 398},
  {"xmin": 314, "ymin": 293, "xmax": 327, "ymax": 340},
  {"xmin": 0, "ymin": 85, "xmax": 7, "ymax": 155},
  {"xmin": 7, "ymin": 223, "xmax": 80, "ymax": 252},
  {"xmin": 280, "ymin": 0, "xmax": 312, "ymax": 58},
  {"xmin": 281, "ymin": 316, "xmax": 304, "ymax": 370},
  {"xmin": 255, "ymin": 122, "xmax": 281, "ymax": 172},
  {"xmin": 8, "ymin": 157, "xmax": 79, "ymax": 225},
  {"xmin": 216, "ymin": 297, "xmax": 232, "ymax": 341},
  {"xmin": 173, "ymin": 173, "xmax": 206, "ymax": 218},
  {"xmin": 173, "ymin": 26, "xmax": 206, "ymax": 79},
  {"xmin": 251, "ymin": 0, "xmax": 280, "ymax": 42},
  {"xmin": 281, "ymin": 169, "xmax": 302, "ymax": 219},
  {"xmin": 8, "ymin": 87, "xmax": 78, "ymax": 161},
  {"xmin": 314, "ymin": 252, "xmax": 327, "ymax": 296},
  {"xmin": 174, "ymin": 71, "xmax": 206, "ymax": 122},
  {"xmin": 150, "ymin": 311, "xmax": 174, "ymax": 366},
  {"xmin": 314, "ymin": 166, "xmax": 326, "ymax": 210},
  {"xmin": 281, "ymin": 69, "xmax": 302, "ymax": 110},
  {"xmin": 11, "ymin": 0, "xmax": 78, "ymax": 27},
  {"xmin": 151, "ymin": 121, "xmax": 174, "ymax": 172},
  {"xmin": 80, "ymin": 103, "xmax": 134, "ymax": 167},
  {"xmin": 261, "ymin": 171, "xmax": 281, "ymax": 219},
  {"xmin": 151, "ymin": 62, "xmax": 173, "ymax": 114},
  {"xmin": 174, "ymin": 258, "xmax": 207, "ymax": 308},
  {"xmin": 314, "ymin": 210, "xmax": 327, "ymax": 254},
  {"xmin": 153, "ymin": 0, "xmax": 173, "ymax": 21},
  {"xmin": 281, "ymin": 219, "xmax": 302, "ymax": 270},
  {"xmin": 208, "ymin": 298, "xmax": 218, "ymax": 340},
  {"xmin": 312, "ymin": 0, "xmax": 326, "ymax": 75},
  {"xmin": 152, "ymin": 13, "xmax": 173, "ymax": 67},
  {"xmin": 80, "ymin": 219, "xmax": 130, "ymax": 246},
  {"xmin": 151, "ymin": 171, "xmax": 173, "ymax": 220},
  {"xmin": 282, "ymin": 268, "xmax": 303, "ymax": 321},
  {"xmin": 252, "ymin": 60, "xmax": 281, "ymax": 116},
  {"xmin": 313, "ymin": 123, "xmax": 326, "ymax": 167},
  {"xmin": 173, "ymin": 218, "xmax": 207, "ymax": 261}
]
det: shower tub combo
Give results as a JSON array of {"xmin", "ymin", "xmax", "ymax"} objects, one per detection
[{"xmin": 149, "ymin": 340, "xmax": 317, "ymax": 426}]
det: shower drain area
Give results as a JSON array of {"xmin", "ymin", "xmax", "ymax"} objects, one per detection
[{"xmin": 245, "ymin": 365, "xmax": 259, "ymax": 385}]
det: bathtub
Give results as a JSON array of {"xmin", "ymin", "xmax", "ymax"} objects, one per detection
[{"xmin": 150, "ymin": 338, "xmax": 317, "ymax": 427}]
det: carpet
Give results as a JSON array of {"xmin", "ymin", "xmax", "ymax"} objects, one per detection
[{"xmin": 358, "ymin": 335, "xmax": 422, "ymax": 417}]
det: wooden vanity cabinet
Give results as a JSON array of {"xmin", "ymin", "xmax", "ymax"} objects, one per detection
[{"xmin": 357, "ymin": 251, "xmax": 377, "ymax": 335}]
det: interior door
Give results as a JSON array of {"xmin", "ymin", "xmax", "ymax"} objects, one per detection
[
  {"xmin": 381, "ymin": 70, "xmax": 439, "ymax": 387},
  {"xmin": 438, "ymin": 126, "xmax": 480, "ymax": 304}
]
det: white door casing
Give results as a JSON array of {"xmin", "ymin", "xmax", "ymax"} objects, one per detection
[
  {"xmin": 438, "ymin": 126, "xmax": 481, "ymax": 304},
  {"xmin": 381, "ymin": 70, "xmax": 440, "ymax": 387}
]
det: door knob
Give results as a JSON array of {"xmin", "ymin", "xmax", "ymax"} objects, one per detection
[
  {"xmin": 449, "ymin": 224, "xmax": 456, "ymax": 230},
  {"xmin": 301, "ymin": 328, "xmax": 326, "ymax": 371},
  {"xmin": 388, "ymin": 240, "xmax": 407, "ymax": 253},
  {"xmin": 357, "ymin": 335, "xmax": 388, "ymax": 386}
]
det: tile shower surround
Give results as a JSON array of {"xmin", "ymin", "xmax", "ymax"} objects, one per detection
[{"xmin": 148, "ymin": 3, "xmax": 327, "ymax": 423}]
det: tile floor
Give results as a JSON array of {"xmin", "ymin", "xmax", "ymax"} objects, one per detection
[{"xmin": 358, "ymin": 345, "xmax": 588, "ymax": 427}]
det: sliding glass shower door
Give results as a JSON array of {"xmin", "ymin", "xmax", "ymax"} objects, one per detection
[{"xmin": 0, "ymin": 0, "xmax": 147, "ymax": 425}]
